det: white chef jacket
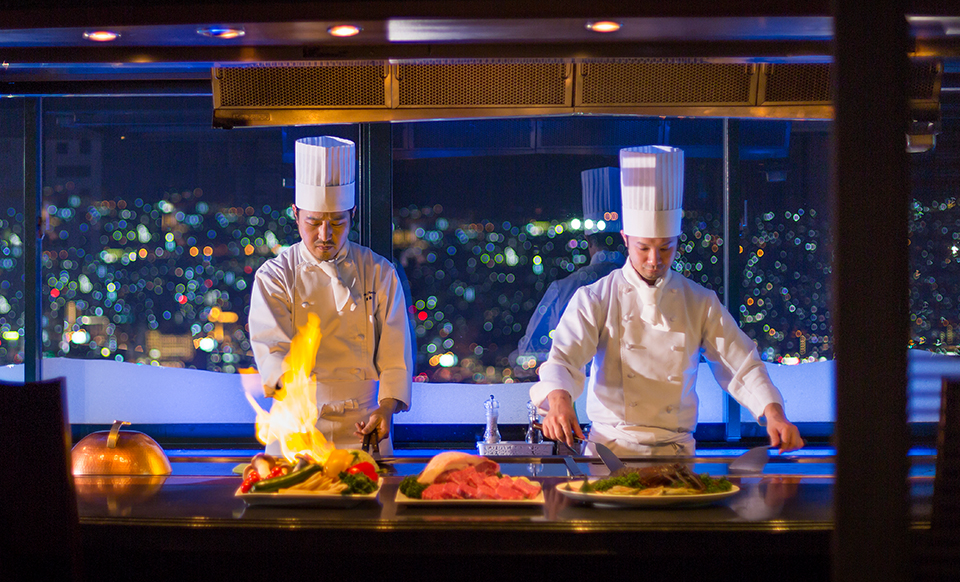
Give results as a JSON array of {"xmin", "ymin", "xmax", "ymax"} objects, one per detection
[
  {"xmin": 249, "ymin": 240, "xmax": 412, "ymax": 451},
  {"xmin": 518, "ymin": 250, "xmax": 625, "ymax": 361},
  {"xmin": 530, "ymin": 265, "xmax": 784, "ymax": 453}
]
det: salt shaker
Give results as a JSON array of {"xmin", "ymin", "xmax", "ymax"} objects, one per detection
[{"xmin": 483, "ymin": 394, "xmax": 501, "ymax": 444}]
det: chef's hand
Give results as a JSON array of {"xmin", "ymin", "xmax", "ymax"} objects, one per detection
[
  {"xmin": 763, "ymin": 403, "xmax": 804, "ymax": 453},
  {"xmin": 355, "ymin": 398, "xmax": 401, "ymax": 442},
  {"xmin": 541, "ymin": 390, "xmax": 585, "ymax": 448}
]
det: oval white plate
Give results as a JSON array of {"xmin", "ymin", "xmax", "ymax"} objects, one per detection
[{"xmin": 556, "ymin": 481, "xmax": 740, "ymax": 508}]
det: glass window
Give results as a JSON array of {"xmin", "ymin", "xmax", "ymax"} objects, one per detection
[
  {"xmin": 738, "ymin": 122, "xmax": 834, "ymax": 363},
  {"xmin": 908, "ymin": 114, "xmax": 960, "ymax": 425},
  {"xmin": 39, "ymin": 96, "xmax": 303, "ymax": 372},
  {"xmin": 0, "ymin": 100, "xmax": 25, "ymax": 374},
  {"xmin": 393, "ymin": 142, "xmax": 623, "ymax": 383},
  {"xmin": 19, "ymin": 95, "xmax": 845, "ymax": 430},
  {"xmin": 393, "ymin": 117, "xmax": 818, "ymax": 383}
]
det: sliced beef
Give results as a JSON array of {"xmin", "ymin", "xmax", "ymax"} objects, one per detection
[
  {"xmin": 421, "ymin": 483, "xmax": 447, "ymax": 500},
  {"xmin": 510, "ymin": 477, "xmax": 542, "ymax": 498},
  {"xmin": 477, "ymin": 483, "xmax": 498, "ymax": 498},
  {"xmin": 459, "ymin": 484, "xmax": 481, "ymax": 499},
  {"xmin": 495, "ymin": 481, "xmax": 524, "ymax": 500},
  {"xmin": 441, "ymin": 482, "xmax": 461, "ymax": 499},
  {"xmin": 474, "ymin": 459, "xmax": 500, "ymax": 476}
]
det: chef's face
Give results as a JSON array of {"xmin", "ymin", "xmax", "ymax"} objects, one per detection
[
  {"xmin": 293, "ymin": 205, "xmax": 352, "ymax": 262},
  {"xmin": 622, "ymin": 234, "xmax": 678, "ymax": 284}
]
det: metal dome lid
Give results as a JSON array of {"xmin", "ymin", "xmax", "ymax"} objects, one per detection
[{"xmin": 71, "ymin": 420, "xmax": 172, "ymax": 476}]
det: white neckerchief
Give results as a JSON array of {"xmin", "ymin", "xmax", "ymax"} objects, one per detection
[
  {"xmin": 623, "ymin": 265, "xmax": 670, "ymax": 328},
  {"xmin": 300, "ymin": 242, "xmax": 357, "ymax": 313},
  {"xmin": 318, "ymin": 260, "xmax": 356, "ymax": 313}
]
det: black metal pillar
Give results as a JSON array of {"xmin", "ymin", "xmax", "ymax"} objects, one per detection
[
  {"xmin": 23, "ymin": 98, "xmax": 43, "ymax": 382},
  {"xmin": 357, "ymin": 123, "xmax": 394, "ymax": 260},
  {"xmin": 831, "ymin": 1, "xmax": 910, "ymax": 581},
  {"xmin": 722, "ymin": 118, "xmax": 743, "ymax": 441}
]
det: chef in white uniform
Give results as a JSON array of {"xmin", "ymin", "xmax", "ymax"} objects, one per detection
[
  {"xmin": 530, "ymin": 145, "xmax": 803, "ymax": 456},
  {"xmin": 517, "ymin": 167, "xmax": 626, "ymax": 365},
  {"xmin": 249, "ymin": 136, "xmax": 412, "ymax": 454}
]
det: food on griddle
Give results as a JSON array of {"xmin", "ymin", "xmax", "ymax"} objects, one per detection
[
  {"xmin": 401, "ymin": 452, "xmax": 542, "ymax": 500},
  {"xmin": 572, "ymin": 463, "xmax": 733, "ymax": 496}
]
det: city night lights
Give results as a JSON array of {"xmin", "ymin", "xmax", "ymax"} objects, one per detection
[{"xmin": 2, "ymin": 190, "xmax": 959, "ymax": 379}]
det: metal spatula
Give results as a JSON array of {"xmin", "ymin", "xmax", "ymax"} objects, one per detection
[{"xmin": 728, "ymin": 445, "xmax": 774, "ymax": 474}]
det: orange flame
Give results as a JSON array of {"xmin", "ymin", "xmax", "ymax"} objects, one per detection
[{"xmin": 244, "ymin": 313, "xmax": 334, "ymax": 464}]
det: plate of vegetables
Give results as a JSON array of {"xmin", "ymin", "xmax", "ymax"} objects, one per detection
[
  {"xmin": 236, "ymin": 450, "xmax": 383, "ymax": 507},
  {"xmin": 555, "ymin": 463, "xmax": 740, "ymax": 508}
]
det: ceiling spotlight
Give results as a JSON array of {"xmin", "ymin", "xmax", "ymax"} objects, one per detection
[
  {"xmin": 197, "ymin": 26, "xmax": 245, "ymax": 39},
  {"xmin": 586, "ymin": 21, "xmax": 622, "ymax": 33},
  {"xmin": 83, "ymin": 31, "xmax": 119, "ymax": 42},
  {"xmin": 328, "ymin": 24, "xmax": 362, "ymax": 38}
]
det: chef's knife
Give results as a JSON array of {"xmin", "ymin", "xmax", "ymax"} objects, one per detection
[{"xmin": 594, "ymin": 443, "xmax": 626, "ymax": 473}]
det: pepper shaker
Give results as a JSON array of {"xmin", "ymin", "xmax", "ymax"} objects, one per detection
[
  {"xmin": 483, "ymin": 394, "xmax": 501, "ymax": 444},
  {"xmin": 525, "ymin": 400, "xmax": 542, "ymax": 444}
]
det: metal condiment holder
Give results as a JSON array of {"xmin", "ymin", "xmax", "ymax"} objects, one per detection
[{"xmin": 476, "ymin": 441, "xmax": 555, "ymax": 456}]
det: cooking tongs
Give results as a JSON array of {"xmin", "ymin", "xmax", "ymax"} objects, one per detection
[
  {"xmin": 531, "ymin": 421, "xmax": 584, "ymax": 456},
  {"xmin": 362, "ymin": 428, "xmax": 396, "ymax": 474},
  {"xmin": 361, "ymin": 428, "xmax": 380, "ymax": 458}
]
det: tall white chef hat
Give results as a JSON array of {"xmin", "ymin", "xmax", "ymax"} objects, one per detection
[
  {"xmin": 619, "ymin": 145, "xmax": 685, "ymax": 238},
  {"xmin": 295, "ymin": 136, "xmax": 356, "ymax": 213},
  {"xmin": 580, "ymin": 167, "xmax": 622, "ymax": 235}
]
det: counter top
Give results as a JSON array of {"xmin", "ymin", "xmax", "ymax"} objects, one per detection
[{"xmin": 73, "ymin": 456, "xmax": 935, "ymax": 580}]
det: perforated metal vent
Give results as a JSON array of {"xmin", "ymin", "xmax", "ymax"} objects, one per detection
[
  {"xmin": 396, "ymin": 61, "xmax": 569, "ymax": 107},
  {"xmin": 578, "ymin": 60, "xmax": 755, "ymax": 106},
  {"xmin": 909, "ymin": 61, "xmax": 940, "ymax": 101},
  {"xmin": 762, "ymin": 64, "xmax": 832, "ymax": 104},
  {"xmin": 761, "ymin": 62, "xmax": 940, "ymax": 104},
  {"xmin": 214, "ymin": 64, "xmax": 386, "ymax": 108}
]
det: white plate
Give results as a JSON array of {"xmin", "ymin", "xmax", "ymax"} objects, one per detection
[
  {"xmin": 556, "ymin": 481, "xmax": 741, "ymax": 508},
  {"xmin": 236, "ymin": 479, "xmax": 382, "ymax": 507},
  {"xmin": 395, "ymin": 489, "xmax": 545, "ymax": 506}
]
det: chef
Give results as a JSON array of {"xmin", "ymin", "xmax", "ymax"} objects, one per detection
[
  {"xmin": 530, "ymin": 145, "xmax": 803, "ymax": 456},
  {"xmin": 249, "ymin": 136, "xmax": 412, "ymax": 454},
  {"xmin": 517, "ymin": 167, "xmax": 626, "ymax": 365}
]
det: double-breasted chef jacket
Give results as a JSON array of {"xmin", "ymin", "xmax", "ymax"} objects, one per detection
[
  {"xmin": 250, "ymin": 240, "xmax": 412, "ymax": 453},
  {"xmin": 518, "ymin": 250, "xmax": 625, "ymax": 361},
  {"xmin": 530, "ymin": 265, "xmax": 784, "ymax": 455}
]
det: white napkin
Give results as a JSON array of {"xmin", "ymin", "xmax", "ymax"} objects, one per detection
[
  {"xmin": 318, "ymin": 261, "xmax": 357, "ymax": 313},
  {"xmin": 637, "ymin": 280, "xmax": 667, "ymax": 327}
]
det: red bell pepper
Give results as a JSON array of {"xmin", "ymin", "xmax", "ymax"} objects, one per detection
[{"xmin": 346, "ymin": 462, "xmax": 378, "ymax": 482}]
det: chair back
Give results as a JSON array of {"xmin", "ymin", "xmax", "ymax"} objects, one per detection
[{"xmin": 0, "ymin": 377, "xmax": 83, "ymax": 580}]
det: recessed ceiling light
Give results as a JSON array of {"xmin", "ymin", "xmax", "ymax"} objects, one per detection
[
  {"xmin": 83, "ymin": 31, "xmax": 119, "ymax": 42},
  {"xmin": 328, "ymin": 24, "xmax": 362, "ymax": 38},
  {"xmin": 197, "ymin": 26, "xmax": 245, "ymax": 39},
  {"xmin": 586, "ymin": 21, "xmax": 622, "ymax": 33}
]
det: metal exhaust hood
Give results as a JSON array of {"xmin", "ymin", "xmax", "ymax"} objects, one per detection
[{"xmin": 211, "ymin": 58, "xmax": 941, "ymax": 128}]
